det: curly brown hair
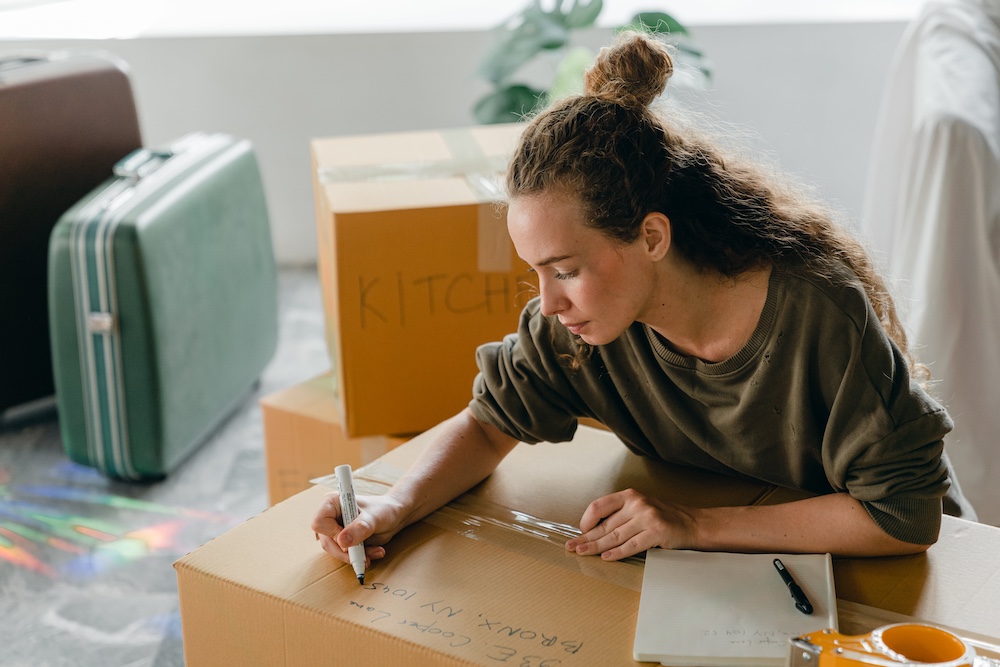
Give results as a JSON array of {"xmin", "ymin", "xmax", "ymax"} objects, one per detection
[{"xmin": 505, "ymin": 30, "xmax": 925, "ymax": 382}]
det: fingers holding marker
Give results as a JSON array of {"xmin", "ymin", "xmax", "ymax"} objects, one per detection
[
  {"xmin": 316, "ymin": 530, "xmax": 386, "ymax": 564},
  {"xmin": 311, "ymin": 491, "xmax": 349, "ymax": 563},
  {"xmin": 310, "ymin": 492, "xmax": 380, "ymax": 566},
  {"xmin": 336, "ymin": 515, "xmax": 374, "ymax": 550},
  {"xmin": 311, "ymin": 492, "xmax": 347, "ymax": 539}
]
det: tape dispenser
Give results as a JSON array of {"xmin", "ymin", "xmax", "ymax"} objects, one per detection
[{"xmin": 789, "ymin": 624, "xmax": 1000, "ymax": 667}]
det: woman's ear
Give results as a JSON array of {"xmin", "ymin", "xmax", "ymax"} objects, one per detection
[{"xmin": 641, "ymin": 212, "xmax": 671, "ymax": 261}]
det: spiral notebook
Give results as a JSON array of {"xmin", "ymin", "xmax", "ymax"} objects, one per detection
[{"xmin": 633, "ymin": 549, "xmax": 838, "ymax": 666}]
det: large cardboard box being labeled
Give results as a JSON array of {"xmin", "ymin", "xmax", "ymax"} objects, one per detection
[
  {"xmin": 311, "ymin": 124, "xmax": 536, "ymax": 437},
  {"xmin": 174, "ymin": 426, "xmax": 1000, "ymax": 666}
]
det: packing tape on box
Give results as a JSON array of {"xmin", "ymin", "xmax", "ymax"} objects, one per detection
[
  {"xmin": 476, "ymin": 204, "xmax": 511, "ymax": 273},
  {"xmin": 340, "ymin": 460, "xmax": 645, "ymax": 593},
  {"xmin": 317, "ymin": 128, "xmax": 514, "ymax": 273},
  {"xmin": 442, "ymin": 129, "xmax": 512, "ymax": 274},
  {"xmin": 315, "ymin": 150, "xmax": 507, "ymax": 191}
]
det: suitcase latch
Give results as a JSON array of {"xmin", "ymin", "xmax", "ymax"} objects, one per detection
[
  {"xmin": 113, "ymin": 148, "xmax": 174, "ymax": 184},
  {"xmin": 86, "ymin": 312, "xmax": 116, "ymax": 335}
]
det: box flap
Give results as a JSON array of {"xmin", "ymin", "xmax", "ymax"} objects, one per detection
[
  {"xmin": 259, "ymin": 372, "xmax": 339, "ymax": 422},
  {"xmin": 313, "ymin": 125, "xmax": 523, "ymax": 214}
]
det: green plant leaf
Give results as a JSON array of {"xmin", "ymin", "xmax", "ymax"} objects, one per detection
[
  {"xmin": 473, "ymin": 0, "xmax": 712, "ymax": 120},
  {"xmin": 547, "ymin": 46, "xmax": 594, "ymax": 102},
  {"xmin": 477, "ymin": 7, "xmax": 569, "ymax": 84},
  {"xmin": 675, "ymin": 42, "xmax": 705, "ymax": 59},
  {"xmin": 473, "ymin": 84, "xmax": 546, "ymax": 124},
  {"xmin": 622, "ymin": 11, "xmax": 688, "ymax": 36},
  {"xmin": 559, "ymin": 0, "xmax": 603, "ymax": 29}
]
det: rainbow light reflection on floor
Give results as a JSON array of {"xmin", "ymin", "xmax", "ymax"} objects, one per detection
[{"xmin": 0, "ymin": 462, "xmax": 232, "ymax": 579}]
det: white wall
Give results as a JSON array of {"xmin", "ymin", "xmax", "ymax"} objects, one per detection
[{"xmin": 1, "ymin": 20, "xmax": 907, "ymax": 266}]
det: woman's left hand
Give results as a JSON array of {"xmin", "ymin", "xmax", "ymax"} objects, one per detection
[{"xmin": 565, "ymin": 488, "xmax": 698, "ymax": 560}]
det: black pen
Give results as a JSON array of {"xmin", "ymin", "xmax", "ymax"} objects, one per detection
[{"xmin": 773, "ymin": 558, "xmax": 813, "ymax": 615}]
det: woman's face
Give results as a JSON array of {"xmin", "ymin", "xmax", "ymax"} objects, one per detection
[{"xmin": 507, "ymin": 189, "xmax": 657, "ymax": 346}]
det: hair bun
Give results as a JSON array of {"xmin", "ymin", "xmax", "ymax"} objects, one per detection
[{"xmin": 583, "ymin": 31, "xmax": 674, "ymax": 108}]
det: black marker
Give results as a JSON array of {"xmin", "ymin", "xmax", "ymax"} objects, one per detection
[{"xmin": 773, "ymin": 558, "xmax": 813, "ymax": 615}]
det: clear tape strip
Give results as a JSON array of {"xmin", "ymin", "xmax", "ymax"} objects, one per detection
[
  {"xmin": 316, "ymin": 460, "xmax": 645, "ymax": 592},
  {"xmin": 442, "ymin": 128, "xmax": 507, "ymax": 203},
  {"xmin": 316, "ymin": 127, "xmax": 508, "ymax": 204},
  {"xmin": 316, "ymin": 154, "xmax": 508, "ymax": 187},
  {"xmin": 441, "ymin": 129, "xmax": 513, "ymax": 271}
]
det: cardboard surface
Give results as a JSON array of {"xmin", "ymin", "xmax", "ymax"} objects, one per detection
[
  {"xmin": 310, "ymin": 124, "xmax": 537, "ymax": 437},
  {"xmin": 260, "ymin": 372, "xmax": 409, "ymax": 505},
  {"xmin": 833, "ymin": 516, "xmax": 1000, "ymax": 635},
  {"xmin": 176, "ymin": 426, "xmax": 1000, "ymax": 666}
]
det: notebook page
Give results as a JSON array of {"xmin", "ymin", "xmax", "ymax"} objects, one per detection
[{"xmin": 633, "ymin": 549, "xmax": 837, "ymax": 666}]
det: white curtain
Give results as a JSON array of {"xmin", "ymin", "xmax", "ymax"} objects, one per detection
[{"xmin": 862, "ymin": 0, "xmax": 1000, "ymax": 525}]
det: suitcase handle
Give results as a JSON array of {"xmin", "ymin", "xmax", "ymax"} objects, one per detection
[
  {"xmin": 0, "ymin": 55, "xmax": 47, "ymax": 71},
  {"xmin": 113, "ymin": 148, "xmax": 174, "ymax": 184}
]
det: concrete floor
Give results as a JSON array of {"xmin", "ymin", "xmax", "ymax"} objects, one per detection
[{"xmin": 0, "ymin": 268, "xmax": 329, "ymax": 667}]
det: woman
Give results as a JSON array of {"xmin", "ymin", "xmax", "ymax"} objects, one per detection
[{"xmin": 312, "ymin": 31, "xmax": 975, "ymax": 569}]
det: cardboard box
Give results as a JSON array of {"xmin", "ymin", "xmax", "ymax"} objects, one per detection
[
  {"xmin": 260, "ymin": 372, "xmax": 410, "ymax": 505},
  {"xmin": 175, "ymin": 426, "xmax": 1000, "ymax": 666},
  {"xmin": 311, "ymin": 124, "xmax": 537, "ymax": 437}
]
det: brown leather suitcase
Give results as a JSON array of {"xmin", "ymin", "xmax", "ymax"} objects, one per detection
[{"xmin": 0, "ymin": 50, "xmax": 142, "ymax": 421}]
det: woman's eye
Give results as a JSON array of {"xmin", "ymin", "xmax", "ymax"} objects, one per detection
[{"xmin": 554, "ymin": 270, "xmax": 577, "ymax": 281}]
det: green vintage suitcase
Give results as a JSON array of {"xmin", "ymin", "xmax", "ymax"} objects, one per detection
[{"xmin": 48, "ymin": 132, "xmax": 278, "ymax": 480}]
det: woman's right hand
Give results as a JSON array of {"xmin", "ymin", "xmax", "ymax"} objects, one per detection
[
  {"xmin": 310, "ymin": 492, "xmax": 407, "ymax": 568},
  {"xmin": 309, "ymin": 409, "xmax": 519, "ymax": 568}
]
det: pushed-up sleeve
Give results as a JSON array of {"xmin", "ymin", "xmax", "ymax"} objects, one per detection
[
  {"xmin": 822, "ymin": 296, "xmax": 952, "ymax": 545},
  {"xmin": 469, "ymin": 298, "xmax": 585, "ymax": 444},
  {"xmin": 844, "ymin": 413, "xmax": 951, "ymax": 545}
]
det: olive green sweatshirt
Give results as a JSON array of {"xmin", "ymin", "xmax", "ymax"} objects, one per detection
[{"xmin": 470, "ymin": 268, "xmax": 974, "ymax": 545}]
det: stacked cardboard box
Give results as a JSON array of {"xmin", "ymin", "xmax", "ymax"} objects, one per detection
[
  {"xmin": 260, "ymin": 372, "xmax": 410, "ymax": 505},
  {"xmin": 310, "ymin": 123, "xmax": 535, "ymax": 437},
  {"xmin": 175, "ymin": 426, "xmax": 1000, "ymax": 665},
  {"xmin": 260, "ymin": 124, "xmax": 535, "ymax": 502}
]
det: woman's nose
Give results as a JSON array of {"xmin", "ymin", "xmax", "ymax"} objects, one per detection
[{"xmin": 538, "ymin": 277, "xmax": 566, "ymax": 317}]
